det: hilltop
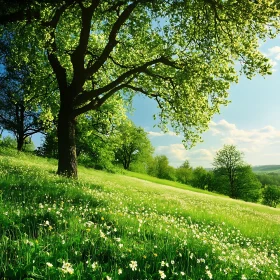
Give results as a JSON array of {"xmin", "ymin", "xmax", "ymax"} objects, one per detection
[
  {"xmin": 252, "ymin": 165, "xmax": 280, "ymax": 173},
  {"xmin": 0, "ymin": 148, "xmax": 279, "ymax": 279}
]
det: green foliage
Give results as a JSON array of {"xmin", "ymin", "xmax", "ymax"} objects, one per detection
[
  {"xmin": 192, "ymin": 167, "xmax": 209, "ymax": 190},
  {"xmin": 212, "ymin": 166, "xmax": 262, "ymax": 202},
  {"xmin": 0, "ymin": 135, "xmax": 17, "ymax": 149},
  {"xmin": 212, "ymin": 145, "xmax": 261, "ymax": 202},
  {"xmin": 209, "ymin": 171, "xmax": 230, "ymax": 195},
  {"xmin": 235, "ymin": 166, "xmax": 262, "ymax": 202},
  {"xmin": 213, "ymin": 145, "xmax": 245, "ymax": 198},
  {"xmin": 176, "ymin": 160, "xmax": 193, "ymax": 184},
  {"xmin": 36, "ymin": 130, "xmax": 58, "ymax": 158},
  {"xmin": 2, "ymin": 0, "xmax": 280, "ymax": 176},
  {"xmin": 23, "ymin": 137, "xmax": 36, "ymax": 152},
  {"xmin": 148, "ymin": 155, "xmax": 176, "ymax": 181},
  {"xmin": 0, "ymin": 29, "xmax": 57, "ymax": 151},
  {"xmin": 262, "ymin": 185, "xmax": 280, "ymax": 208},
  {"xmin": 114, "ymin": 120, "xmax": 154, "ymax": 171},
  {"xmin": 257, "ymin": 172, "xmax": 280, "ymax": 187},
  {"xmin": 76, "ymin": 96, "xmax": 127, "ymax": 171}
]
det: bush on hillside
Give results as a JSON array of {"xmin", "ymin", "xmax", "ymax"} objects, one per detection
[{"xmin": 262, "ymin": 185, "xmax": 280, "ymax": 208}]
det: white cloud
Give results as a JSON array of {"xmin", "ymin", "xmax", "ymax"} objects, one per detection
[
  {"xmin": 269, "ymin": 59, "xmax": 278, "ymax": 72},
  {"xmin": 150, "ymin": 120, "xmax": 280, "ymax": 168},
  {"xmin": 155, "ymin": 144, "xmax": 215, "ymax": 168},
  {"xmin": 148, "ymin": 131, "xmax": 165, "ymax": 137},
  {"xmin": 148, "ymin": 131, "xmax": 179, "ymax": 137},
  {"xmin": 210, "ymin": 120, "xmax": 280, "ymax": 153},
  {"xmin": 263, "ymin": 46, "xmax": 279, "ymax": 71},
  {"xmin": 156, "ymin": 144, "xmax": 188, "ymax": 162},
  {"xmin": 267, "ymin": 46, "xmax": 280, "ymax": 60}
]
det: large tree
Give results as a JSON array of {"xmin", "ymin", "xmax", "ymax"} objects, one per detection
[
  {"xmin": 1, "ymin": 0, "xmax": 279, "ymax": 177},
  {"xmin": 0, "ymin": 32, "xmax": 56, "ymax": 151},
  {"xmin": 0, "ymin": 71, "xmax": 41, "ymax": 151}
]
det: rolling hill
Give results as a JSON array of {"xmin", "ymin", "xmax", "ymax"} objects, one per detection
[{"xmin": 0, "ymin": 148, "xmax": 279, "ymax": 279}]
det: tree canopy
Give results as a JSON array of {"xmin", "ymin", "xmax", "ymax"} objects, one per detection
[
  {"xmin": 0, "ymin": 35, "xmax": 53, "ymax": 151},
  {"xmin": 115, "ymin": 120, "xmax": 154, "ymax": 170},
  {"xmin": 213, "ymin": 145, "xmax": 244, "ymax": 198},
  {"xmin": 213, "ymin": 145, "xmax": 261, "ymax": 201},
  {"xmin": 1, "ymin": 0, "xmax": 279, "ymax": 177}
]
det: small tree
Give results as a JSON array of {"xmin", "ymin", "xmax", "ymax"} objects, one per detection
[
  {"xmin": 0, "ymin": 35, "xmax": 54, "ymax": 151},
  {"xmin": 115, "ymin": 121, "xmax": 154, "ymax": 170},
  {"xmin": 213, "ymin": 145, "xmax": 244, "ymax": 198},
  {"xmin": 192, "ymin": 167, "xmax": 209, "ymax": 190},
  {"xmin": 235, "ymin": 165, "xmax": 261, "ymax": 202},
  {"xmin": 148, "ymin": 155, "xmax": 176, "ymax": 181},
  {"xmin": 262, "ymin": 185, "xmax": 280, "ymax": 208},
  {"xmin": 176, "ymin": 160, "xmax": 193, "ymax": 185},
  {"xmin": 36, "ymin": 130, "xmax": 58, "ymax": 158}
]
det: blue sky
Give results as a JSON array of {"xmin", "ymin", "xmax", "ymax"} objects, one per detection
[{"xmin": 129, "ymin": 37, "xmax": 280, "ymax": 168}]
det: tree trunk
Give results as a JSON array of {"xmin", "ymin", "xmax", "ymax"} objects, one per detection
[
  {"xmin": 17, "ymin": 135, "xmax": 24, "ymax": 151},
  {"xmin": 230, "ymin": 178, "xmax": 237, "ymax": 199},
  {"xmin": 16, "ymin": 104, "xmax": 25, "ymax": 151},
  {"xmin": 57, "ymin": 106, "xmax": 78, "ymax": 178}
]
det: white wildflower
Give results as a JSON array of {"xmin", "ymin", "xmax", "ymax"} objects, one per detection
[
  {"xmin": 159, "ymin": 270, "xmax": 166, "ymax": 279},
  {"xmin": 61, "ymin": 261, "xmax": 74, "ymax": 274},
  {"xmin": 46, "ymin": 262, "xmax": 53, "ymax": 268},
  {"xmin": 129, "ymin": 260, "xmax": 137, "ymax": 271}
]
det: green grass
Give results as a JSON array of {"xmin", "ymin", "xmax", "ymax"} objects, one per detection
[
  {"xmin": 0, "ymin": 147, "xmax": 279, "ymax": 279},
  {"xmin": 123, "ymin": 170, "xmax": 224, "ymax": 196}
]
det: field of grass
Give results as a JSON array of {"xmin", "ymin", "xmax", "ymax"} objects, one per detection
[
  {"xmin": 123, "ymin": 170, "xmax": 223, "ymax": 196},
  {"xmin": 0, "ymin": 147, "xmax": 279, "ymax": 279}
]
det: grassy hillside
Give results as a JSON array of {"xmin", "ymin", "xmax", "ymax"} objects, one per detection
[
  {"xmin": 252, "ymin": 165, "xmax": 280, "ymax": 173},
  {"xmin": 0, "ymin": 148, "xmax": 279, "ymax": 279}
]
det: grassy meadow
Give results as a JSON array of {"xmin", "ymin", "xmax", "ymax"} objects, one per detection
[{"xmin": 0, "ymin": 148, "xmax": 279, "ymax": 279}]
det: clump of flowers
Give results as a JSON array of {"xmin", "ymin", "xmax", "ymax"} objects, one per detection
[
  {"xmin": 159, "ymin": 270, "xmax": 166, "ymax": 279},
  {"xmin": 60, "ymin": 261, "xmax": 74, "ymax": 274},
  {"xmin": 92, "ymin": 262, "xmax": 98, "ymax": 271}
]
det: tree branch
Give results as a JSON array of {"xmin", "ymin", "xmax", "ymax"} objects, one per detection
[
  {"xmin": 85, "ymin": 1, "xmax": 139, "ymax": 77},
  {"xmin": 46, "ymin": 8, "xmax": 68, "ymax": 94},
  {"xmin": 70, "ymin": 0, "xmax": 101, "ymax": 93},
  {"xmin": 75, "ymin": 56, "xmax": 179, "ymax": 106},
  {"xmin": 72, "ymin": 84, "xmax": 125, "ymax": 117}
]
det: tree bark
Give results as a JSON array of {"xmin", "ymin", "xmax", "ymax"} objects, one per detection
[
  {"xmin": 17, "ymin": 135, "xmax": 24, "ymax": 151},
  {"xmin": 57, "ymin": 105, "xmax": 78, "ymax": 178},
  {"xmin": 16, "ymin": 105, "xmax": 25, "ymax": 151}
]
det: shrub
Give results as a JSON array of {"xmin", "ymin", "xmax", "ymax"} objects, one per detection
[{"xmin": 262, "ymin": 185, "xmax": 280, "ymax": 207}]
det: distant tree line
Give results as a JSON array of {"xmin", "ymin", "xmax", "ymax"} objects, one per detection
[{"xmin": 138, "ymin": 144, "xmax": 280, "ymax": 208}]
